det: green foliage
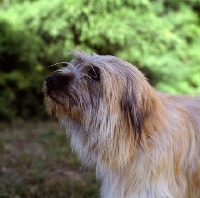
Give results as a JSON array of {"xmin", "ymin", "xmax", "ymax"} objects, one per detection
[
  {"xmin": 0, "ymin": 0, "xmax": 200, "ymax": 120},
  {"xmin": 0, "ymin": 18, "xmax": 45, "ymax": 120}
]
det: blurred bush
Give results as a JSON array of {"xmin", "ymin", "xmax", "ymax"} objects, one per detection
[{"xmin": 0, "ymin": 0, "xmax": 200, "ymax": 121}]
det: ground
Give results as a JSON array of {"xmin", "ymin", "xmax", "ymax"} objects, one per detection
[{"xmin": 0, "ymin": 121, "xmax": 99, "ymax": 198}]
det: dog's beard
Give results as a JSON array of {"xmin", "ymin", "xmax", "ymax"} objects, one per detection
[
  {"xmin": 44, "ymin": 92, "xmax": 137, "ymax": 169},
  {"xmin": 43, "ymin": 77, "xmax": 145, "ymax": 169},
  {"xmin": 43, "ymin": 78, "xmax": 92, "ymax": 120}
]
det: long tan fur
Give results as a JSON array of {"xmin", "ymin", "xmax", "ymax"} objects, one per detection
[{"xmin": 43, "ymin": 51, "xmax": 200, "ymax": 198}]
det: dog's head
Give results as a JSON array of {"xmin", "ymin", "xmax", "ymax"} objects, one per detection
[{"xmin": 43, "ymin": 51, "xmax": 159, "ymax": 166}]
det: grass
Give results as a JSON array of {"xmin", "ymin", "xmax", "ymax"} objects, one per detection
[{"xmin": 0, "ymin": 121, "xmax": 99, "ymax": 198}]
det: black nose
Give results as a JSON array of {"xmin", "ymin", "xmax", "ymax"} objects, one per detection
[{"xmin": 46, "ymin": 76, "xmax": 59, "ymax": 88}]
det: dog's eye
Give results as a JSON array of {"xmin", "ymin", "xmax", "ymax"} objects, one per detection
[{"xmin": 88, "ymin": 66, "xmax": 100, "ymax": 81}]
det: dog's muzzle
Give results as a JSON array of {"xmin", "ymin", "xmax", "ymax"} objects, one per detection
[{"xmin": 46, "ymin": 76, "xmax": 59, "ymax": 88}]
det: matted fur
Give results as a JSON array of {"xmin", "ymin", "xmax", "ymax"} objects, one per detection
[{"xmin": 43, "ymin": 51, "xmax": 200, "ymax": 198}]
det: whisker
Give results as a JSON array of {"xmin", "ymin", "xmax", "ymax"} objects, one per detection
[{"xmin": 48, "ymin": 62, "xmax": 69, "ymax": 68}]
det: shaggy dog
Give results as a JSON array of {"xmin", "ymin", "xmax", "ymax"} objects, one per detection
[{"xmin": 43, "ymin": 51, "xmax": 200, "ymax": 198}]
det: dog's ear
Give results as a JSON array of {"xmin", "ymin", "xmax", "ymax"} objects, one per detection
[{"xmin": 120, "ymin": 87, "xmax": 145, "ymax": 142}]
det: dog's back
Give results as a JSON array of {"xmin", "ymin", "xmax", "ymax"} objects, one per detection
[
  {"xmin": 164, "ymin": 94, "xmax": 200, "ymax": 197},
  {"xmin": 169, "ymin": 94, "xmax": 200, "ymax": 135}
]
